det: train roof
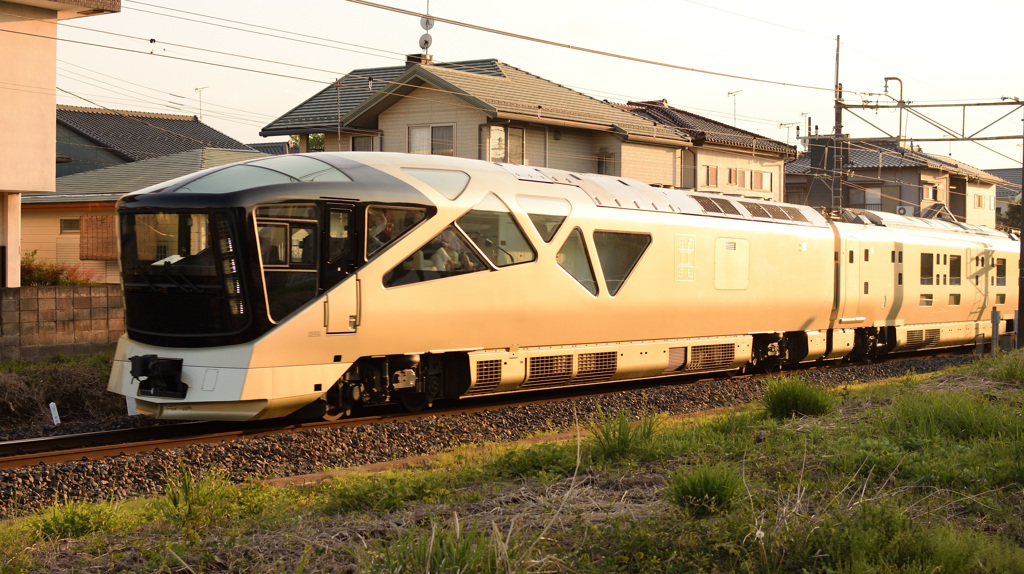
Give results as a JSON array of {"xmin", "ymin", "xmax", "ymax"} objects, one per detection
[{"xmin": 839, "ymin": 208, "xmax": 1013, "ymax": 239}]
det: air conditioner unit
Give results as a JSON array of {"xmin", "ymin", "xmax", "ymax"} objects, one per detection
[{"xmin": 896, "ymin": 206, "xmax": 914, "ymax": 216}]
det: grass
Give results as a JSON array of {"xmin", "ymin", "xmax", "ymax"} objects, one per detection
[{"xmin": 5, "ymin": 353, "xmax": 1024, "ymax": 571}]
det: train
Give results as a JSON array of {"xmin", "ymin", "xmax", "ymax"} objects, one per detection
[{"xmin": 107, "ymin": 152, "xmax": 1020, "ymax": 421}]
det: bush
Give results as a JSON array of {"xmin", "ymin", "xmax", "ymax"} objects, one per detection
[
  {"xmin": 20, "ymin": 249, "xmax": 96, "ymax": 286},
  {"xmin": 588, "ymin": 409, "xmax": 660, "ymax": 464},
  {"xmin": 665, "ymin": 464, "xmax": 743, "ymax": 516},
  {"xmin": 762, "ymin": 376, "xmax": 834, "ymax": 419}
]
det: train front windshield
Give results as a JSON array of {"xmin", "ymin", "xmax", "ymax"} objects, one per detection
[{"xmin": 120, "ymin": 211, "xmax": 249, "ymax": 344}]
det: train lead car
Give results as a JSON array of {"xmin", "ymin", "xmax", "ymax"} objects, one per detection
[{"xmin": 107, "ymin": 152, "xmax": 1019, "ymax": 421}]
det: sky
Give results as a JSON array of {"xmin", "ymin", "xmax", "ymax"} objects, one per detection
[{"xmin": 52, "ymin": 0, "xmax": 1024, "ymax": 170}]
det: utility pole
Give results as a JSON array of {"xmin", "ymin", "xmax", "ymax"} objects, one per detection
[{"xmin": 832, "ymin": 36, "xmax": 843, "ymax": 208}]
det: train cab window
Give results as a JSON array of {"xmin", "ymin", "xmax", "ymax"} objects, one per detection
[
  {"xmin": 996, "ymin": 258, "xmax": 1006, "ymax": 286},
  {"xmin": 593, "ymin": 231, "xmax": 651, "ymax": 296},
  {"xmin": 383, "ymin": 225, "xmax": 486, "ymax": 287},
  {"xmin": 950, "ymin": 255, "xmax": 961, "ymax": 286},
  {"xmin": 366, "ymin": 206, "xmax": 427, "ymax": 258},
  {"xmin": 255, "ymin": 204, "xmax": 319, "ymax": 322},
  {"xmin": 517, "ymin": 195, "xmax": 572, "ymax": 243},
  {"xmin": 457, "ymin": 193, "xmax": 536, "ymax": 267},
  {"xmin": 557, "ymin": 228, "xmax": 598, "ymax": 295},
  {"xmin": 402, "ymin": 168, "xmax": 470, "ymax": 200},
  {"xmin": 920, "ymin": 253, "xmax": 934, "ymax": 285}
]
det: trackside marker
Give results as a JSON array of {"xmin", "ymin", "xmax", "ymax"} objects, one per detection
[
  {"xmin": 49, "ymin": 402, "xmax": 61, "ymax": 425},
  {"xmin": 126, "ymin": 397, "xmax": 138, "ymax": 416}
]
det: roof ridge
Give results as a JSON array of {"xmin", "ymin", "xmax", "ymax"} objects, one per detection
[{"xmin": 56, "ymin": 104, "xmax": 197, "ymax": 122}]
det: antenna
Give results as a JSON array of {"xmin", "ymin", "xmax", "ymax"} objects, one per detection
[
  {"xmin": 194, "ymin": 86, "xmax": 208, "ymax": 121},
  {"xmin": 727, "ymin": 90, "xmax": 742, "ymax": 127},
  {"xmin": 419, "ymin": 0, "xmax": 433, "ymax": 54}
]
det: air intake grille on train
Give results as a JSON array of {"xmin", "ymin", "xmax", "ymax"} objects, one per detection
[
  {"xmin": 573, "ymin": 351, "xmax": 617, "ymax": 384},
  {"xmin": 905, "ymin": 329, "xmax": 942, "ymax": 350},
  {"xmin": 522, "ymin": 355, "xmax": 573, "ymax": 388},
  {"xmin": 685, "ymin": 344, "xmax": 736, "ymax": 371},
  {"xmin": 664, "ymin": 347, "xmax": 688, "ymax": 373},
  {"xmin": 470, "ymin": 359, "xmax": 503, "ymax": 395}
]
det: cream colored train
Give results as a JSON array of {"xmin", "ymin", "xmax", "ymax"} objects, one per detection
[{"xmin": 107, "ymin": 152, "xmax": 1019, "ymax": 421}]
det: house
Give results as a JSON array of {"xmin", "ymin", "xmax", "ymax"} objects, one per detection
[
  {"xmin": 623, "ymin": 100, "xmax": 795, "ymax": 201},
  {"xmin": 1, "ymin": 1, "xmax": 119, "ymax": 287},
  {"xmin": 261, "ymin": 56, "xmax": 693, "ymax": 186},
  {"xmin": 23, "ymin": 148, "xmax": 266, "ymax": 283},
  {"xmin": 57, "ymin": 104, "xmax": 255, "ymax": 177},
  {"xmin": 983, "ymin": 167, "xmax": 1021, "ymax": 225},
  {"xmin": 786, "ymin": 137, "xmax": 1005, "ymax": 227}
]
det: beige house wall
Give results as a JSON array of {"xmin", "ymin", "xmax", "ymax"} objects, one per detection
[
  {"xmin": 378, "ymin": 88, "xmax": 488, "ymax": 158},
  {"xmin": 620, "ymin": 143, "xmax": 681, "ymax": 188},
  {"xmin": 688, "ymin": 147, "xmax": 785, "ymax": 200},
  {"xmin": 22, "ymin": 210, "xmax": 119, "ymax": 284}
]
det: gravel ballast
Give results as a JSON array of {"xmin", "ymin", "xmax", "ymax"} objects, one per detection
[{"xmin": 0, "ymin": 355, "xmax": 974, "ymax": 520}]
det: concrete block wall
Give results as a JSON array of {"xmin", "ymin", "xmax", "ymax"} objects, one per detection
[{"xmin": 0, "ymin": 285, "xmax": 123, "ymax": 360}]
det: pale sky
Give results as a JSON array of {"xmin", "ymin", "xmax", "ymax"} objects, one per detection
[{"xmin": 54, "ymin": 0, "xmax": 1024, "ymax": 170}]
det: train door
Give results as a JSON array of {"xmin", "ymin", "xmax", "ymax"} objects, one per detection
[
  {"xmin": 324, "ymin": 204, "xmax": 359, "ymax": 334},
  {"xmin": 840, "ymin": 238, "xmax": 862, "ymax": 320}
]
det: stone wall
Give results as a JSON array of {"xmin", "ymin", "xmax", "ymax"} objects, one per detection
[{"xmin": 0, "ymin": 285, "xmax": 123, "ymax": 361}]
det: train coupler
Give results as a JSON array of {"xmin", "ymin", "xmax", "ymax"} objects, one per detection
[{"xmin": 130, "ymin": 354, "xmax": 188, "ymax": 399}]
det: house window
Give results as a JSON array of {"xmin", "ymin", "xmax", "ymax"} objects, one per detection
[
  {"xmin": 597, "ymin": 154, "xmax": 615, "ymax": 175},
  {"xmin": 753, "ymin": 171, "xmax": 772, "ymax": 192},
  {"xmin": 409, "ymin": 125, "xmax": 455, "ymax": 156},
  {"xmin": 975, "ymin": 194, "xmax": 985, "ymax": 209},
  {"xmin": 484, "ymin": 125, "xmax": 524, "ymax": 164},
  {"xmin": 728, "ymin": 168, "xmax": 746, "ymax": 187},
  {"xmin": 704, "ymin": 165, "xmax": 718, "ymax": 187},
  {"xmin": 60, "ymin": 218, "xmax": 80, "ymax": 234},
  {"xmin": 352, "ymin": 136, "xmax": 374, "ymax": 152}
]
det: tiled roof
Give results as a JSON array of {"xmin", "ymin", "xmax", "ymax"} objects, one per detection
[
  {"xmin": 624, "ymin": 100, "xmax": 795, "ymax": 155},
  {"xmin": 344, "ymin": 60, "xmax": 689, "ymax": 143},
  {"xmin": 986, "ymin": 168, "xmax": 1022, "ymax": 200},
  {"xmin": 246, "ymin": 141, "xmax": 292, "ymax": 155},
  {"xmin": 25, "ymin": 148, "xmax": 265, "ymax": 204},
  {"xmin": 258, "ymin": 61, "xmax": 507, "ymax": 136},
  {"xmin": 57, "ymin": 105, "xmax": 253, "ymax": 161},
  {"xmin": 788, "ymin": 139, "xmax": 1007, "ymax": 184}
]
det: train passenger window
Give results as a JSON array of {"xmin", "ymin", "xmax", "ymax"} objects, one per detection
[
  {"xmin": 864, "ymin": 249, "xmax": 869, "ymax": 262},
  {"xmin": 402, "ymin": 168, "xmax": 470, "ymax": 200},
  {"xmin": 920, "ymin": 294, "xmax": 933, "ymax": 307},
  {"xmin": 327, "ymin": 209, "xmax": 351, "ymax": 262},
  {"xmin": 366, "ymin": 206, "xmax": 427, "ymax": 258},
  {"xmin": 517, "ymin": 195, "xmax": 571, "ymax": 243},
  {"xmin": 457, "ymin": 194, "xmax": 536, "ymax": 267},
  {"xmin": 899, "ymin": 251, "xmax": 903, "ymax": 263},
  {"xmin": 252, "ymin": 155, "xmax": 351, "ymax": 182},
  {"xmin": 383, "ymin": 225, "xmax": 486, "ymax": 287},
  {"xmin": 997, "ymin": 294, "xmax": 1006, "ymax": 305},
  {"xmin": 950, "ymin": 294, "xmax": 961, "ymax": 306},
  {"xmin": 920, "ymin": 253, "xmax": 934, "ymax": 285},
  {"xmin": 849, "ymin": 251, "xmax": 854, "ymax": 264},
  {"xmin": 891, "ymin": 251, "xmax": 895, "ymax": 263},
  {"xmin": 557, "ymin": 228, "xmax": 598, "ymax": 295},
  {"xmin": 864, "ymin": 282, "xmax": 869, "ymax": 295},
  {"xmin": 593, "ymin": 231, "xmax": 651, "ymax": 296},
  {"xmin": 950, "ymin": 255, "xmax": 961, "ymax": 286},
  {"xmin": 996, "ymin": 258, "xmax": 1006, "ymax": 286},
  {"xmin": 898, "ymin": 273, "xmax": 902, "ymax": 285}
]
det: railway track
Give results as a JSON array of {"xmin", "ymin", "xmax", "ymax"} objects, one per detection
[{"xmin": 0, "ymin": 350, "xmax": 976, "ymax": 470}]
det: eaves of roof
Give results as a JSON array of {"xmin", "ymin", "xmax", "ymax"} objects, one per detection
[{"xmin": 626, "ymin": 100, "xmax": 793, "ymax": 155}]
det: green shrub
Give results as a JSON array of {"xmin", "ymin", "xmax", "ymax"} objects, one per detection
[
  {"xmin": 372, "ymin": 514, "xmax": 530, "ymax": 574},
  {"xmin": 34, "ymin": 497, "xmax": 117, "ymax": 539},
  {"xmin": 588, "ymin": 409, "xmax": 660, "ymax": 464},
  {"xmin": 762, "ymin": 376, "xmax": 834, "ymax": 419},
  {"xmin": 322, "ymin": 470, "xmax": 454, "ymax": 515},
  {"xmin": 887, "ymin": 391, "xmax": 1021, "ymax": 442},
  {"xmin": 487, "ymin": 440, "xmax": 580, "ymax": 481},
  {"xmin": 20, "ymin": 249, "xmax": 96, "ymax": 286},
  {"xmin": 158, "ymin": 461, "xmax": 232, "ymax": 530},
  {"xmin": 665, "ymin": 464, "xmax": 743, "ymax": 516}
]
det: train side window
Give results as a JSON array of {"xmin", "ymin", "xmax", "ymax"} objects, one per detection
[
  {"xmin": 996, "ymin": 258, "xmax": 1006, "ymax": 286},
  {"xmin": 557, "ymin": 228, "xmax": 598, "ymax": 295},
  {"xmin": 864, "ymin": 249, "xmax": 869, "ymax": 262},
  {"xmin": 849, "ymin": 251, "xmax": 854, "ymax": 264},
  {"xmin": 516, "ymin": 195, "xmax": 571, "ymax": 243},
  {"xmin": 950, "ymin": 255, "xmax": 961, "ymax": 286},
  {"xmin": 327, "ymin": 209, "xmax": 351, "ymax": 262},
  {"xmin": 920, "ymin": 253, "xmax": 933, "ymax": 285},
  {"xmin": 258, "ymin": 224, "xmax": 288, "ymax": 266},
  {"xmin": 457, "ymin": 193, "xmax": 536, "ymax": 267},
  {"xmin": 898, "ymin": 273, "xmax": 902, "ymax": 285},
  {"xmin": 366, "ymin": 206, "xmax": 427, "ymax": 258},
  {"xmin": 891, "ymin": 250, "xmax": 895, "ymax": 263},
  {"xmin": 402, "ymin": 168, "xmax": 470, "ymax": 200},
  {"xmin": 919, "ymin": 294, "xmax": 933, "ymax": 307},
  {"xmin": 383, "ymin": 225, "xmax": 486, "ymax": 287},
  {"xmin": 593, "ymin": 231, "xmax": 651, "ymax": 296},
  {"xmin": 899, "ymin": 251, "xmax": 903, "ymax": 263}
]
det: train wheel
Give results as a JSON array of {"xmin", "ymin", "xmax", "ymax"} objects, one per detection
[{"xmin": 396, "ymin": 391, "xmax": 430, "ymax": 412}]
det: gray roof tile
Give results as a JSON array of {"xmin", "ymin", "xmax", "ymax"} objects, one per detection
[
  {"xmin": 625, "ymin": 100, "xmax": 794, "ymax": 155},
  {"xmin": 57, "ymin": 105, "xmax": 253, "ymax": 161}
]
